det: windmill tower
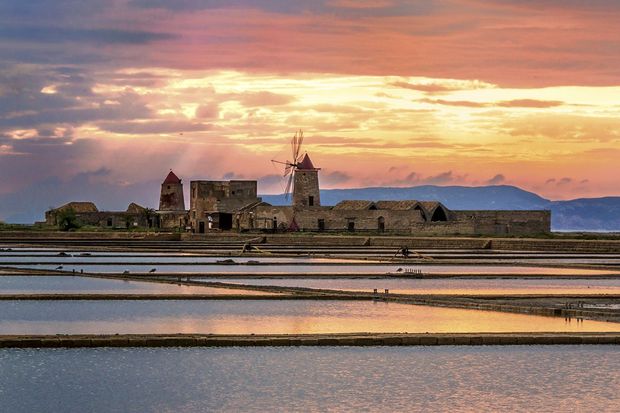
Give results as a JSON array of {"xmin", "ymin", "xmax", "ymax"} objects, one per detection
[
  {"xmin": 159, "ymin": 170, "xmax": 185, "ymax": 211},
  {"xmin": 293, "ymin": 153, "xmax": 320, "ymax": 207},
  {"xmin": 272, "ymin": 130, "xmax": 321, "ymax": 208}
]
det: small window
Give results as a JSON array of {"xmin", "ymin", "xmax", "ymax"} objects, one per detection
[
  {"xmin": 347, "ymin": 221, "xmax": 355, "ymax": 232},
  {"xmin": 167, "ymin": 185, "xmax": 170, "ymax": 190},
  {"xmin": 107, "ymin": 218, "xmax": 113, "ymax": 227},
  {"xmin": 317, "ymin": 219, "xmax": 325, "ymax": 231},
  {"xmin": 308, "ymin": 196, "xmax": 314, "ymax": 206}
]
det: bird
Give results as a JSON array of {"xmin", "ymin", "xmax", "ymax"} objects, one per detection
[
  {"xmin": 148, "ymin": 268, "xmax": 157, "ymax": 273},
  {"xmin": 122, "ymin": 270, "xmax": 130, "ymax": 275},
  {"xmin": 396, "ymin": 267, "xmax": 403, "ymax": 272},
  {"xmin": 55, "ymin": 265, "xmax": 63, "ymax": 270}
]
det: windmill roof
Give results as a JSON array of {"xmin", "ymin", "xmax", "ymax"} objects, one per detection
[
  {"xmin": 163, "ymin": 170, "xmax": 181, "ymax": 184},
  {"xmin": 297, "ymin": 153, "xmax": 317, "ymax": 170}
]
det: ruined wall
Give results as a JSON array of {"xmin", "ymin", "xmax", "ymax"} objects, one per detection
[
  {"xmin": 189, "ymin": 180, "xmax": 261, "ymax": 230},
  {"xmin": 293, "ymin": 170, "xmax": 320, "ymax": 207},
  {"xmin": 241, "ymin": 206, "xmax": 426, "ymax": 232},
  {"xmin": 451, "ymin": 210, "xmax": 551, "ymax": 236},
  {"xmin": 238, "ymin": 207, "xmax": 550, "ymax": 235},
  {"xmin": 157, "ymin": 211, "xmax": 188, "ymax": 229},
  {"xmin": 46, "ymin": 211, "xmax": 149, "ymax": 229}
]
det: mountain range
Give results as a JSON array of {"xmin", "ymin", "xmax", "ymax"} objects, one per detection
[{"xmin": 261, "ymin": 185, "xmax": 620, "ymax": 231}]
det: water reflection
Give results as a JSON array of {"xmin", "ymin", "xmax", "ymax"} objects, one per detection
[
  {"xmin": 0, "ymin": 300, "xmax": 617, "ymax": 335},
  {"xmin": 0, "ymin": 276, "xmax": 275, "ymax": 296},
  {"xmin": 1, "ymin": 346, "xmax": 620, "ymax": 412},
  {"xmin": 10, "ymin": 263, "xmax": 618, "ymax": 275},
  {"xmin": 196, "ymin": 277, "xmax": 620, "ymax": 295}
]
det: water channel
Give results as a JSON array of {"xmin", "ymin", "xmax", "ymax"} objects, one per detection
[
  {"xmin": 0, "ymin": 299, "xmax": 617, "ymax": 335},
  {"xmin": 1, "ymin": 346, "xmax": 619, "ymax": 412}
]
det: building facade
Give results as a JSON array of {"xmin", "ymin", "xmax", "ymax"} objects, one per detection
[{"xmin": 45, "ymin": 161, "xmax": 551, "ymax": 236}]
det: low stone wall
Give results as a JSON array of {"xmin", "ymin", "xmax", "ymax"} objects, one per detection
[
  {"xmin": 0, "ymin": 231, "xmax": 180, "ymax": 241},
  {"xmin": 1, "ymin": 333, "xmax": 619, "ymax": 348}
]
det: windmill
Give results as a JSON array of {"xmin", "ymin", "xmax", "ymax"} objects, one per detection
[{"xmin": 271, "ymin": 129, "xmax": 305, "ymax": 200}]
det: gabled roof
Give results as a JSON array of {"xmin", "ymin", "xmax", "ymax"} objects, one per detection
[
  {"xmin": 55, "ymin": 202, "xmax": 98, "ymax": 213},
  {"xmin": 163, "ymin": 170, "xmax": 182, "ymax": 184},
  {"xmin": 419, "ymin": 201, "xmax": 447, "ymax": 213},
  {"xmin": 333, "ymin": 200, "xmax": 376, "ymax": 210},
  {"xmin": 126, "ymin": 202, "xmax": 146, "ymax": 213},
  {"xmin": 297, "ymin": 153, "xmax": 317, "ymax": 170}
]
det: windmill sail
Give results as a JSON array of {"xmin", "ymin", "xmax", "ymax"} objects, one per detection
[{"xmin": 271, "ymin": 129, "xmax": 305, "ymax": 200}]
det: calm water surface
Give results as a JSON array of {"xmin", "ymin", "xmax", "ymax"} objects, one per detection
[
  {"xmin": 199, "ymin": 277, "xmax": 620, "ymax": 295},
  {"xmin": 10, "ymin": 263, "xmax": 618, "ymax": 275},
  {"xmin": 0, "ymin": 255, "xmax": 362, "ymax": 264},
  {"xmin": 0, "ymin": 300, "xmax": 617, "ymax": 334},
  {"xmin": 0, "ymin": 276, "xmax": 274, "ymax": 295},
  {"xmin": 1, "ymin": 346, "xmax": 619, "ymax": 412}
]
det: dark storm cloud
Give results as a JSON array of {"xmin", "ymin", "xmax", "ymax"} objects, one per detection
[
  {"xmin": 0, "ymin": 90, "xmax": 152, "ymax": 129},
  {"xmin": 0, "ymin": 27, "xmax": 176, "ymax": 45},
  {"xmin": 128, "ymin": 0, "xmax": 436, "ymax": 17}
]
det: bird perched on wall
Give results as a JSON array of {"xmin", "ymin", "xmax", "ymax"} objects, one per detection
[
  {"xmin": 122, "ymin": 270, "xmax": 130, "ymax": 275},
  {"xmin": 149, "ymin": 268, "xmax": 157, "ymax": 273},
  {"xmin": 55, "ymin": 265, "xmax": 63, "ymax": 270}
]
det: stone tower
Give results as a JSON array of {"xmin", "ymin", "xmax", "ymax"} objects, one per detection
[
  {"xmin": 159, "ymin": 170, "xmax": 185, "ymax": 211},
  {"xmin": 293, "ymin": 153, "xmax": 320, "ymax": 207}
]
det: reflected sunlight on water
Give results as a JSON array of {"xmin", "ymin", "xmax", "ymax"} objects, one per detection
[{"xmin": 0, "ymin": 300, "xmax": 617, "ymax": 335}]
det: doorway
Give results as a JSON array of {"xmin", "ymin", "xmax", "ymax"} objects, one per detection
[{"xmin": 378, "ymin": 216, "xmax": 385, "ymax": 232}]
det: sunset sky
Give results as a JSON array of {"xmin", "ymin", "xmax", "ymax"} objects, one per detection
[{"xmin": 1, "ymin": 0, "xmax": 619, "ymax": 221}]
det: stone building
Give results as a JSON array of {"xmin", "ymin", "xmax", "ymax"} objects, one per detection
[
  {"xmin": 43, "ymin": 155, "xmax": 551, "ymax": 235},
  {"xmin": 189, "ymin": 180, "xmax": 262, "ymax": 233},
  {"xmin": 232, "ymin": 154, "xmax": 551, "ymax": 236},
  {"xmin": 157, "ymin": 170, "xmax": 188, "ymax": 230},
  {"xmin": 45, "ymin": 201, "xmax": 150, "ymax": 228},
  {"xmin": 293, "ymin": 154, "xmax": 321, "ymax": 207}
]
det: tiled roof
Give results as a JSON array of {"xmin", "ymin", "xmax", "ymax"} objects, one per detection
[
  {"xmin": 333, "ymin": 200, "xmax": 376, "ymax": 210},
  {"xmin": 375, "ymin": 200, "xmax": 421, "ymax": 210},
  {"xmin": 297, "ymin": 153, "xmax": 317, "ymax": 170},
  {"xmin": 126, "ymin": 202, "xmax": 146, "ymax": 213},
  {"xmin": 163, "ymin": 170, "xmax": 181, "ymax": 184},
  {"xmin": 56, "ymin": 202, "xmax": 98, "ymax": 213}
]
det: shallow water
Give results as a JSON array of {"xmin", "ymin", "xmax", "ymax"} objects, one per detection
[
  {"xmin": 0, "ymin": 299, "xmax": 617, "ymax": 335},
  {"xmin": 0, "ymin": 276, "xmax": 273, "ymax": 295},
  {"xmin": 1, "ymin": 346, "xmax": 619, "ymax": 412},
  {"xmin": 198, "ymin": 277, "xmax": 620, "ymax": 295},
  {"xmin": 10, "ymin": 263, "xmax": 619, "ymax": 275},
  {"xmin": 0, "ymin": 255, "xmax": 362, "ymax": 264}
]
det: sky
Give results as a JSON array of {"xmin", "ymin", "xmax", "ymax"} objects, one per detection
[{"xmin": 1, "ymin": 0, "xmax": 620, "ymax": 222}]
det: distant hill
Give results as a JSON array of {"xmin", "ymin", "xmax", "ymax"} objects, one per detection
[
  {"xmin": 550, "ymin": 197, "xmax": 620, "ymax": 231},
  {"xmin": 261, "ymin": 185, "xmax": 620, "ymax": 231}
]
